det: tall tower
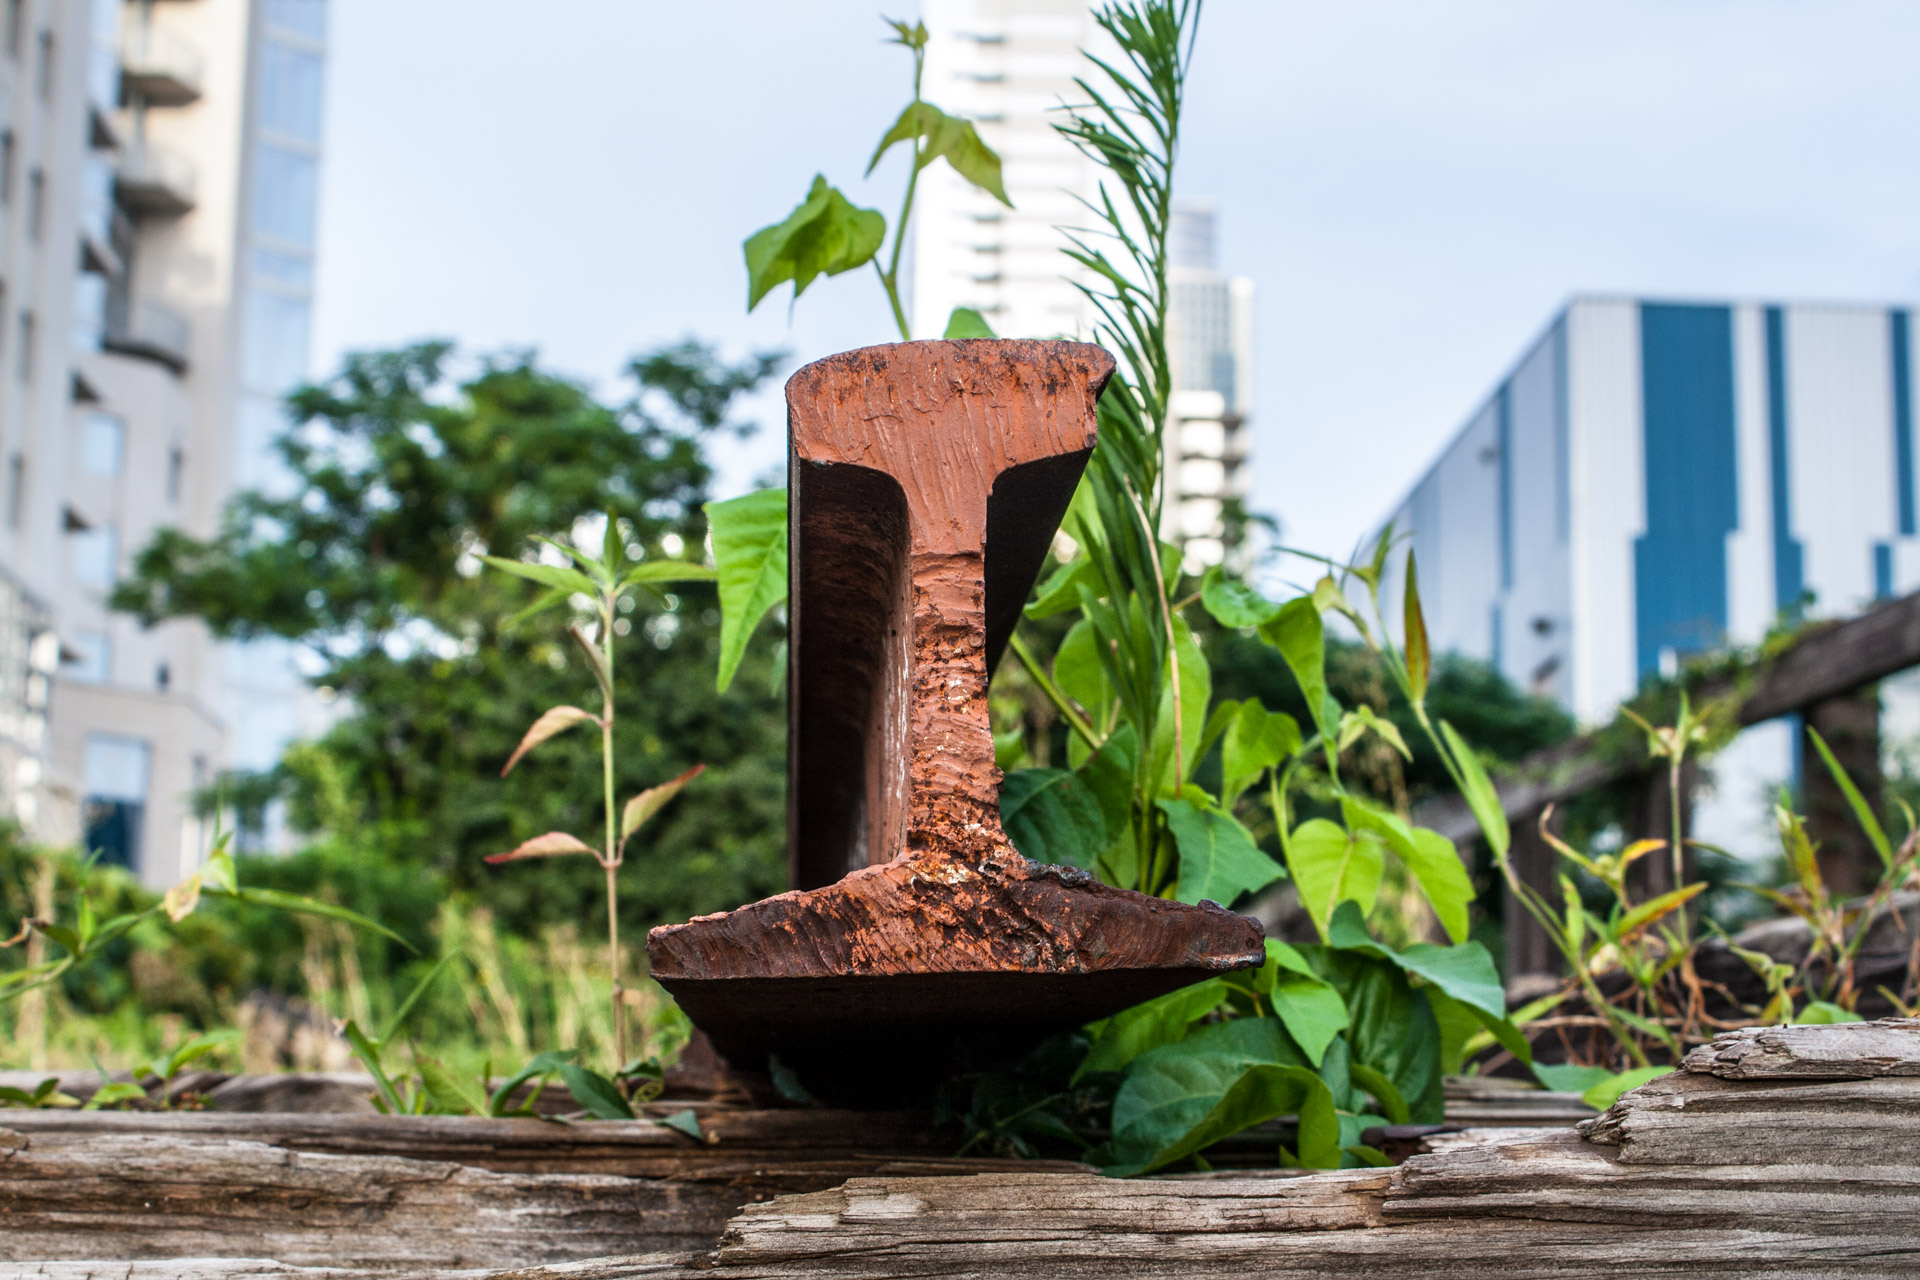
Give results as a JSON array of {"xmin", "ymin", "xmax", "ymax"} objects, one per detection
[
  {"xmin": 0, "ymin": 0, "xmax": 327, "ymax": 887},
  {"xmin": 1164, "ymin": 201, "xmax": 1254, "ymax": 568}
]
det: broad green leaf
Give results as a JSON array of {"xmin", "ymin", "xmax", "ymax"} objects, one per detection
[
  {"xmin": 1806, "ymin": 727, "xmax": 1893, "ymax": 868},
  {"xmin": 1440, "ymin": 719, "xmax": 1510, "ymax": 859},
  {"xmin": 559, "ymin": 1064, "xmax": 635, "ymax": 1119},
  {"xmin": 1105, "ymin": 1018, "xmax": 1340, "ymax": 1175},
  {"xmin": 1077, "ymin": 978, "xmax": 1229, "ymax": 1079},
  {"xmin": 414, "ymin": 1050, "xmax": 487, "ymax": 1115},
  {"xmin": 943, "ymin": 306, "xmax": 997, "ymax": 339},
  {"xmin": 501, "ymin": 705, "xmax": 599, "ymax": 776},
  {"xmin": 1221, "ymin": 700, "xmax": 1301, "ymax": 807},
  {"xmin": 621, "ymin": 560, "xmax": 717, "ymax": 587},
  {"xmin": 1795, "ymin": 1000, "xmax": 1865, "ymax": 1025},
  {"xmin": 1325, "ymin": 900, "xmax": 1527, "ymax": 1065},
  {"xmin": 156, "ymin": 1030, "xmax": 235, "ymax": 1081},
  {"xmin": 1285, "ymin": 818, "xmax": 1383, "ymax": 940},
  {"xmin": 1581, "ymin": 1066, "xmax": 1672, "ymax": 1110},
  {"xmin": 488, "ymin": 1050, "xmax": 576, "ymax": 1116},
  {"xmin": 1425, "ymin": 987, "xmax": 1482, "ymax": 1077},
  {"xmin": 1026, "ymin": 556, "xmax": 1097, "ymax": 619},
  {"xmin": 484, "ymin": 831, "xmax": 597, "ymax": 864},
  {"xmin": 1307, "ymin": 948, "xmax": 1445, "ymax": 1123},
  {"xmin": 658, "ymin": 1108, "xmax": 705, "ymax": 1141},
  {"xmin": 1235, "ymin": 940, "xmax": 1350, "ymax": 1068},
  {"xmin": 481, "ymin": 556, "xmax": 598, "ymax": 599},
  {"xmin": 1054, "ymin": 617, "xmax": 1116, "ymax": 743},
  {"xmin": 1001, "ymin": 766, "xmax": 1114, "ymax": 869},
  {"xmin": 1259, "ymin": 596, "xmax": 1333, "ymax": 742},
  {"xmin": 1532, "ymin": 1062, "xmax": 1615, "ymax": 1093},
  {"xmin": 1161, "ymin": 796, "xmax": 1284, "ymax": 908},
  {"xmin": 1348, "ymin": 1061, "xmax": 1412, "ymax": 1125},
  {"xmin": 1200, "ymin": 565, "xmax": 1281, "ymax": 629},
  {"xmin": 1403, "ymin": 550, "xmax": 1432, "ymax": 701},
  {"xmin": 744, "ymin": 176, "xmax": 886, "ymax": 310},
  {"xmin": 1339, "ymin": 797, "xmax": 1474, "ymax": 944},
  {"xmin": 621, "ymin": 764, "xmax": 705, "ymax": 841},
  {"xmin": 707, "ymin": 487, "xmax": 788, "ymax": 693},
  {"xmin": 83, "ymin": 1081, "xmax": 149, "ymax": 1110},
  {"xmin": 868, "ymin": 101, "xmax": 1011, "ymax": 205}
]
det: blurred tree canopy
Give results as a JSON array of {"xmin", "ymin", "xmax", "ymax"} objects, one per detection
[{"xmin": 112, "ymin": 340, "xmax": 790, "ymax": 947}]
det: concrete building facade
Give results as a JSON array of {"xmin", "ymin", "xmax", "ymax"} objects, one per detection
[
  {"xmin": 0, "ymin": 0, "xmax": 326, "ymax": 888},
  {"xmin": 1377, "ymin": 296, "xmax": 1918, "ymax": 854}
]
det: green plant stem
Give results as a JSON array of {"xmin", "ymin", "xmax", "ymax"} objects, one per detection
[
  {"xmin": 600, "ymin": 596, "xmax": 626, "ymax": 1068},
  {"xmin": 1007, "ymin": 632, "xmax": 1101, "ymax": 749},
  {"xmin": 873, "ymin": 36, "xmax": 927, "ymax": 341}
]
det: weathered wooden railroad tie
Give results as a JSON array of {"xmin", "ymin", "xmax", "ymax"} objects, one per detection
[{"xmin": 647, "ymin": 340, "xmax": 1263, "ymax": 1103}]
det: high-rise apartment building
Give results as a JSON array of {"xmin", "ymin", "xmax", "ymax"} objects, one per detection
[
  {"xmin": 0, "ymin": 0, "xmax": 327, "ymax": 889},
  {"xmin": 915, "ymin": 1, "xmax": 1254, "ymax": 567},
  {"xmin": 1376, "ymin": 296, "xmax": 1917, "ymax": 854}
]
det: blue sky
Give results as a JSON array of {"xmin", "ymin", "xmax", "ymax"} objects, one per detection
[{"xmin": 311, "ymin": 0, "xmax": 1920, "ymax": 566}]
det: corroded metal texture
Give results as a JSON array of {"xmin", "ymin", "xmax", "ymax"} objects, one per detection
[{"xmin": 648, "ymin": 340, "xmax": 1264, "ymax": 1102}]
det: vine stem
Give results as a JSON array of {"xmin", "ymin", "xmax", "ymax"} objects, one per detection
[{"xmin": 600, "ymin": 593, "xmax": 626, "ymax": 1069}]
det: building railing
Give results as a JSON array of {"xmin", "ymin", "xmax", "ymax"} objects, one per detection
[
  {"xmin": 120, "ymin": 22, "xmax": 204, "ymax": 106},
  {"xmin": 115, "ymin": 144, "xmax": 198, "ymax": 216},
  {"xmin": 103, "ymin": 294, "xmax": 191, "ymax": 373}
]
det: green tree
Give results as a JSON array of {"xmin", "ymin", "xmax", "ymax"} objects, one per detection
[{"xmin": 112, "ymin": 341, "xmax": 790, "ymax": 945}]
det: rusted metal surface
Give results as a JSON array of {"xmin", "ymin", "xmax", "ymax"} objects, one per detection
[{"xmin": 649, "ymin": 340, "xmax": 1264, "ymax": 1101}]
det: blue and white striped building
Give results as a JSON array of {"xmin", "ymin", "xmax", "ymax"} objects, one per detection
[{"xmin": 1377, "ymin": 297, "xmax": 1917, "ymax": 852}]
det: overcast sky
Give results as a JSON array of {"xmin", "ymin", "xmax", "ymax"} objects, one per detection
[{"xmin": 310, "ymin": 0, "xmax": 1920, "ymax": 568}]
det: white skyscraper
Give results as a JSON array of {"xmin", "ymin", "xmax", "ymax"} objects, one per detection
[
  {"xmin": 915, "ymin": 4, "xmax": 1253, "ymax": 567},
  {"xmin": 0, "ymin": 0, "xmax": 328, "ymax": 887}
]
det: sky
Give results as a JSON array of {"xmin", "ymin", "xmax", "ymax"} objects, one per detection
[{"xmin": 310, "ymin": 0, "xmax": 1920, "ymax": 565}]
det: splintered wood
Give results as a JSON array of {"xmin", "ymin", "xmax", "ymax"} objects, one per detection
[{"xmin": 647, "ymin": 340, "xmax": 1263, "ymax": 1100}]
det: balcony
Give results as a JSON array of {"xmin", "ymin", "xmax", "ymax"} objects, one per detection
[
  {"xmin": 120, "ymin": 23, "xmax": 204, "ymax": 106},
  {"xmin": 116, "ymin": 145, "xmax": 197, "ymax": 216},
  {"xmin": 103, "ymin": 295, "xmax": 191, "ymax": 374}
]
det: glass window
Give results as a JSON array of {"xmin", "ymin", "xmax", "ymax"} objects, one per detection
[
  {"xmin": 81, "ymin": 411, "xmax": 124, "ymax": 475},
  {"xmin": 71, "ymin": 523, "xmax": 117, "ymax": 589},
  {"xmin": 252, "ymin": 246, "xmax": 314, "ymax": 290},
  {"xmin": 265, "ymin": 0, "xmax": 325, "ymax": 40},
  {"xmin": 83, "ymin": 732, "xmax": 149, "ymax": 871},
  {"xmin": 251, "ymin": 144, "xmax": 317, "ymax": 247},
  {"xmin": 65, "ymin": 631, "xmax": 110, "ymax": 682},
  {"xmin": 259, "ymin": 41, "xmax": 323, "ymax": 144},
  {"xmin": 243, "ymin": 288, "xmax": 310, "ymax": 394}
]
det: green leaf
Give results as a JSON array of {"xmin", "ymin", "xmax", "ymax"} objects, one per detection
[
  {"xmin": 1532, "ymin": 1062, "xmax": 1615, "ymax": 1094},
  {"xmin": 1152, "ymin": 615, "xmax": 1211, "ymax": 789},
  {"xmin": 1026, "ymin": 556, "xmax": 1097, "ymax": 620},
  {"xmin": 1439, "ymin": 719, "xmax": 1510, "ymax": 859},
  {"xmin": 1806, "ymin": 728, "xmax": 1893, "ymax": 869},
  {"xmin": 501, "ymin": 705, "xmax": 599, "ymax": 777},
  {"xmin": 1285, "ymin": 818, "xmax": 1383, "ymax": 940},
  {"xmin": 1338, "ymin": 797, "xmax": 1474, "ymax": 944},
  {"xmin": 621, "ymin": 764, "xmax": 705, "ymax": 842},
  {"xmin": 83, "ymin": 1081, "xmax": 149, "ymax": 1110},
  {"xmin": 487, "ymin": 1050, "xmax": 576, "ymax": 1116},
  {"xmin": 658, "ymin": 1108, "xmax": 705, "ymax": 1141},
  {"xmin": 156, "ymin": 1030, "xmax": 235, "ymax": 1081},
  {"xmin": 1160, "ymin": 796, "xmax": 1284, "ymax": 908},
  {"xmin": 942, "ymin": 306, "xmax": 997, "ymax": 339},
  {"xmin": 1325, "ymin": 900, "xmax": 1528, "ymax": 1065},
  {"xmin": 1221, "ymin": 699, "xmax": 1301, "ymax": 808},
  {"xmin": 208, "ymin": 887, "xmax": 416, "ymax": 950},
  {"xmin": 744, "ymin": 176, "xmax": 886, "ymax": 310},
  {"xmin": 1105, "ymin": 1018, "xmax": 1340, "ymax": 1175},
  {"xmin": 1581, "ymin": 1066, "xmax": 1672, "ymax": 1110},
  {"xmin": 707, "ymin": 487, "xmax": 788, "ymax": 693},
  {"xmin": 414, "ymin": 1050, "xmax": 488, "ymax": 1115},
  {"xmin": 1001, "ymin": 767, "xmax": 1115, "ymax": 870},
  {"xmin": 340, "ymin": 1019, "xmax": 404, "ymax": 1115},
  {"xmin": 1259, "ymin": 596, "xmax": 1333, "ymax": 742},
  {"xmin": 1200, "ymin": 565, "xmax": 1281, "ymax": 629},
  {"xmin": 868, "ymin": 101, "xmax": 1012, "ymax": 205},
  {"xmin": 1614, "ymin": 882, "xmax": 1706, "ymax": 940},
  {"xmin": 1403, "ymin": 550, "xmax": 1432, "ymax": 701},
  {"xmin": 1054, "ymin": 617, "xmax": 1116, "ymax": 744},
  {"xmin": 1077, "ymin": 978, "xmax": 1229, "ymax": 1079},
  {"xmin": 1246, "ymin": 939, "xmax": 1350, "ymax": 1069},
  {"xmin": 1347, "ymin": 1061, "xmax": 1411, "ymax": 1125},
  {"xmin": 1308, "ymin": 949, "xmax": 1445, "ymax": 1123},
  {"xmin": 559, "ymin": 1064, "xmax": 635, "ymax": 1119},
  {"xmin": 480, "ymin": 556, "xmax": 598, "ymax": 599},
  {"xmin": 378, "ymin": 953, "xmax": 459, "ymax": 1045},
  {"xmin": 1795, "ymin": 1000, "xmax": 1865, "ymax": 1025},
  {"xmin": 621, "ymin": 560, "xmax": 717, "ymax": 587}
]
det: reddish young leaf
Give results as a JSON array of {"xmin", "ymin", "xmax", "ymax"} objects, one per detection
[
  {"xmin": 486, "ymin": 832, "xmax": 597, "ymax": 864},
  {"xmin": 621, "ymin": 764, "xmax": 706, "ymax": 842},
  {"xmin": 501, "ymin": 706, "xmax": 601, "ymax": 776}
]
